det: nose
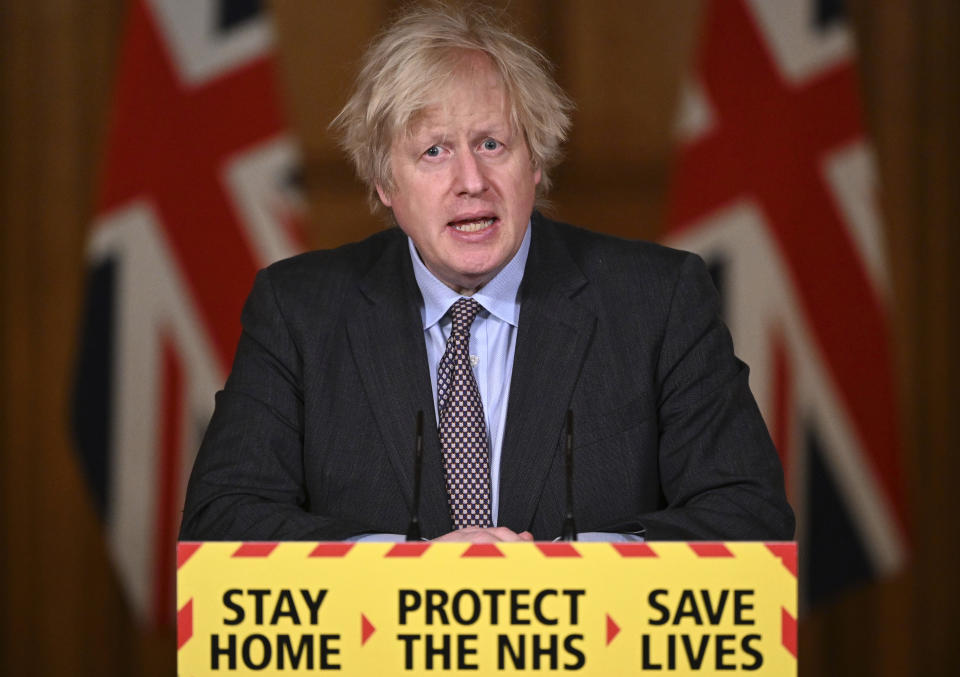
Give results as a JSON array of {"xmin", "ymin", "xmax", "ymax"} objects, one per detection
[{"xmin": 453, "ymin": 150, "xmax": 488, "ymax": 197}]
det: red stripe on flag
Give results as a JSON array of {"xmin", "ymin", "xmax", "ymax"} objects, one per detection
[
  {"xmin": 232, "ymin": 543, "xmax": 278, "ymax": 557},
  {"xmin": 666, "ymin": 0, "xmax": 905, "ymax": 521},
  {"xmin": 689, "ymin": 543, "xmax": 734, "ymax": 557},
  {"xmin": 385, "ymin": 543, "xmax": 431, "ymax": 558},
  {"xmin": 461, "ymin": 543, "xmax": 505, "ymax": 557},
  {"xmin": 668, "ymin": 1, "xmax": 864, "ymax": 228},
  {"xmin": 308, "ymin": 543, "xmax": 354, "ymax": 557},
  {"xmin": 535, "ymin": 543, "xmax": 581, "ymax": 558},
  {"xmin": 177, "ymin": 543, "xmax": 202, "ymax": 569},
  {"xmin": 82, "ymin": 0, "xmax": 306, "ymax": 629},
  {"xmin": 98, "ymin": 0, "xmax": 285, "ymax": 369},
  {"xmin": 177, "ymin": 599, "xmax": 193, "ymax": 650},
  {"xmin": 611, "ymin": 543, "xmax": 658, "ymax": 557},
  {"xmin": 766, "ymin": 543, "xmax": 799, "ymax": 578},
  {"xmin": 782, "ymin": 608, "xmax": 798, "ymax": 658},
  {"xmin": 152, "ymin": 336, "xmax": 184, "ymax": 627}
]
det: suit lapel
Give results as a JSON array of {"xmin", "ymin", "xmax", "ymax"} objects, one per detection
[
  {"xmin": 346, "ymin": 234, "xmax": 452, "ymax": 536},
  {"xmin": 499, "ymin": 218, "xmax": 597, "ymax": 532}
]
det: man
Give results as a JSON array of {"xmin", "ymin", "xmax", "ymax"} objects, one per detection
[{"xmin": 180, "ymin": 4, "xmax": 793, "ymax": 543}]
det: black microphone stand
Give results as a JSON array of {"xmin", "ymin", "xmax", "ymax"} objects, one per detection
[
  {"xmin": 405, "ymin": 410, "xmax": 424, "ymax": 541},
  {"xmin": 560, "ymin": 410, "xmax": 577, "ymax": 541}
]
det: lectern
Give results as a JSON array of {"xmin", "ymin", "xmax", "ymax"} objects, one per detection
[{"xmin": 177, "ymin": 541, "xmax": 797, "ymax": 675}]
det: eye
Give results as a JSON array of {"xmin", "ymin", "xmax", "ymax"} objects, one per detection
[
  {"xmin": 481, "ymin": 138, "xmax": 500, "ymax": 151},
  {"xmin": 424, "ymin": 145, "xmax": 441, "ymax": 158}
]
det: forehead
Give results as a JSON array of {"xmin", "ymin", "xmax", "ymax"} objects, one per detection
[{"xmin": 403, "ymin": 53, "xmax": 512, "ymax": 139}]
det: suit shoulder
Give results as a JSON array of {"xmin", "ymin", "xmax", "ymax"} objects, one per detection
[
  {"xmin": 260, "ymin": 227, "xmax": 404, "ymax": 289},
  {"xmin": 532, "ymin": 215, "xmax": 716, "ymax": 319},
  {"xmin": 535, "ymin": 214, "xmax": 696, "ymax": 275}
]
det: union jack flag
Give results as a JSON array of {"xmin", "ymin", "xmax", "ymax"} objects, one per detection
[
  {"xmin": 71, "ymin": 0, "xmax": 305, "ymax": 626},
  {"xmin": 664, "ymin": 0, "xmax": 907, "ymax": 607}
]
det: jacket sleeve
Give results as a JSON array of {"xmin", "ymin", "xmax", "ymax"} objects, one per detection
[
  {"xmin": 179, "ymin": 267, "xmax": 372, "ymax": 541},
  {"xmin": 634, "ymin": 252, "xmax": 795, "ymax": 540}
]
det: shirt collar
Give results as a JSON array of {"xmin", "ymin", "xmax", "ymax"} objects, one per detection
[{"xmin": 408, "ymin": 222, "xmax": 531, "ymax": 330}]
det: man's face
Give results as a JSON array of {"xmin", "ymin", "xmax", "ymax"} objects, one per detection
[{"xmin": 377, "ymin": 56, "xmax": 540, "ymax": 294}]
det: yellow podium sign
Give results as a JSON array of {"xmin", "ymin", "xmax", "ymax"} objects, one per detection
[{"xmin": 177, "ymin": 541, "xmax": 796, "ymax": 675}]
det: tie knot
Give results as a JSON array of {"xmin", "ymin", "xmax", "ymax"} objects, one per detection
[{"xmin": 449, "ymin": 297, "xmax": 482, "ymax": 335}]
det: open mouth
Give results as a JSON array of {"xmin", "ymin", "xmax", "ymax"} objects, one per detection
[{"xmin": 448, "ymin": 217, "xmax": 497, "ymax": 233}]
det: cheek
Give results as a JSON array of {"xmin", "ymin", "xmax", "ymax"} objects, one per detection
[
  {"xmin": 395, "ymin": 174, "xmax": 438, "ymax": 208},
  {"xmin": 506, "ymin": 161, "xmax": 539, "ymax": 193}
]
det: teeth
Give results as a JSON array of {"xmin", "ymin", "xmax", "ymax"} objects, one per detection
[{"xmin": 452, "ymin": 218, "xmax": 495, "ymax": 233}]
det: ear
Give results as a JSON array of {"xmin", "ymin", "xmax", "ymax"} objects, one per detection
[
  {"xmin": 533, "ymin": 166, "xmax": 542, "ymax": 186},
  {"xmin": 375, "ymin": 184, "xmax": 392, "ymax": 208}
]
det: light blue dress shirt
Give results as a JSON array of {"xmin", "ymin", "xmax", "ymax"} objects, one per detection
[{"xmin": 353, "ymin": 223, "xmax": 635, "ymax": 542}]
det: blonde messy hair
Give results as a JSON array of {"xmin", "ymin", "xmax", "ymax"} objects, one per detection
[{"xmin": 331, "ymin": 1, "xmax": 573, "ymax": 212}]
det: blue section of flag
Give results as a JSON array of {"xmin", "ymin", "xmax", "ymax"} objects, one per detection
[
  {"xmin": 814, "ymin": 0, "xmax": 846, "ymax": 29},
  {"xmin": 72, "ymin": 257, "xmax": 117, "ymax": 520},
  {"xmin": 217, "ymin": 0, "xmax": 263, "ymax": 31},
  {"xmin": 804, "ymin": 423, "xmax": 872, "ymax": 604}
]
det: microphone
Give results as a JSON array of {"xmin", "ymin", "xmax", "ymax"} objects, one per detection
[
  {"xmin": 405, "ymin": 410, "xmax": 425, "ymax": 541},
  {"xmin": 560, "ymin": 410, "xmax": 577, "ymax": 541}
]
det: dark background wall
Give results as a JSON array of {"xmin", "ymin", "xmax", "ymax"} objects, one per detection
[{"xmin": 1, "ymin": 1, "xmax": 957, "ymax": 674}]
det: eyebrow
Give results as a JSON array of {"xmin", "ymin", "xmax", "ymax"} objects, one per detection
[{"xmin": 408, "ymin": 123, "xmax": 512, "ymax": 145}]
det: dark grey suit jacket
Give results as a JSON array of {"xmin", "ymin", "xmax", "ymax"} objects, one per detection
[{"xmin": 180, "ymin": 214, "xmax": 794, "ymax": 541}]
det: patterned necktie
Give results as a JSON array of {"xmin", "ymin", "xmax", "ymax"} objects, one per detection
[{"xmin": 437, "ymin": 297, "xmax": 492, "ymax": 529}]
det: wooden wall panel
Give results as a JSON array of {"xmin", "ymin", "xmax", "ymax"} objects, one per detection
[
  {"xmin": 0, "ymin": 1, "xmax": 171, "ymax": 675},
  {"xmin": 2, "ymin": 1, "xmax": 958, "ymax": 675},
  {"xmin": 910, "ymin": 0, "xmax": 960, "ymax": 671},
  {"xmin": 559, "ymin": 1, "xmax": 698, "ymax": 174},
  {"xmin": 270, "ymin": 0, "xmax": 389, "ymax": 249},
  {"xmin": 548, "ymin": 0, "xmax": 699, "ymax": 241}
]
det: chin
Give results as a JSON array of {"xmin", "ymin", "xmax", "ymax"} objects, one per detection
[
  {"xmin": 459, "ymin": 262, "xmax": 498, "ymax": 281},
  {"xmin": 442, "ymin": 267, "xmax": 491, "ymax": 293}
]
